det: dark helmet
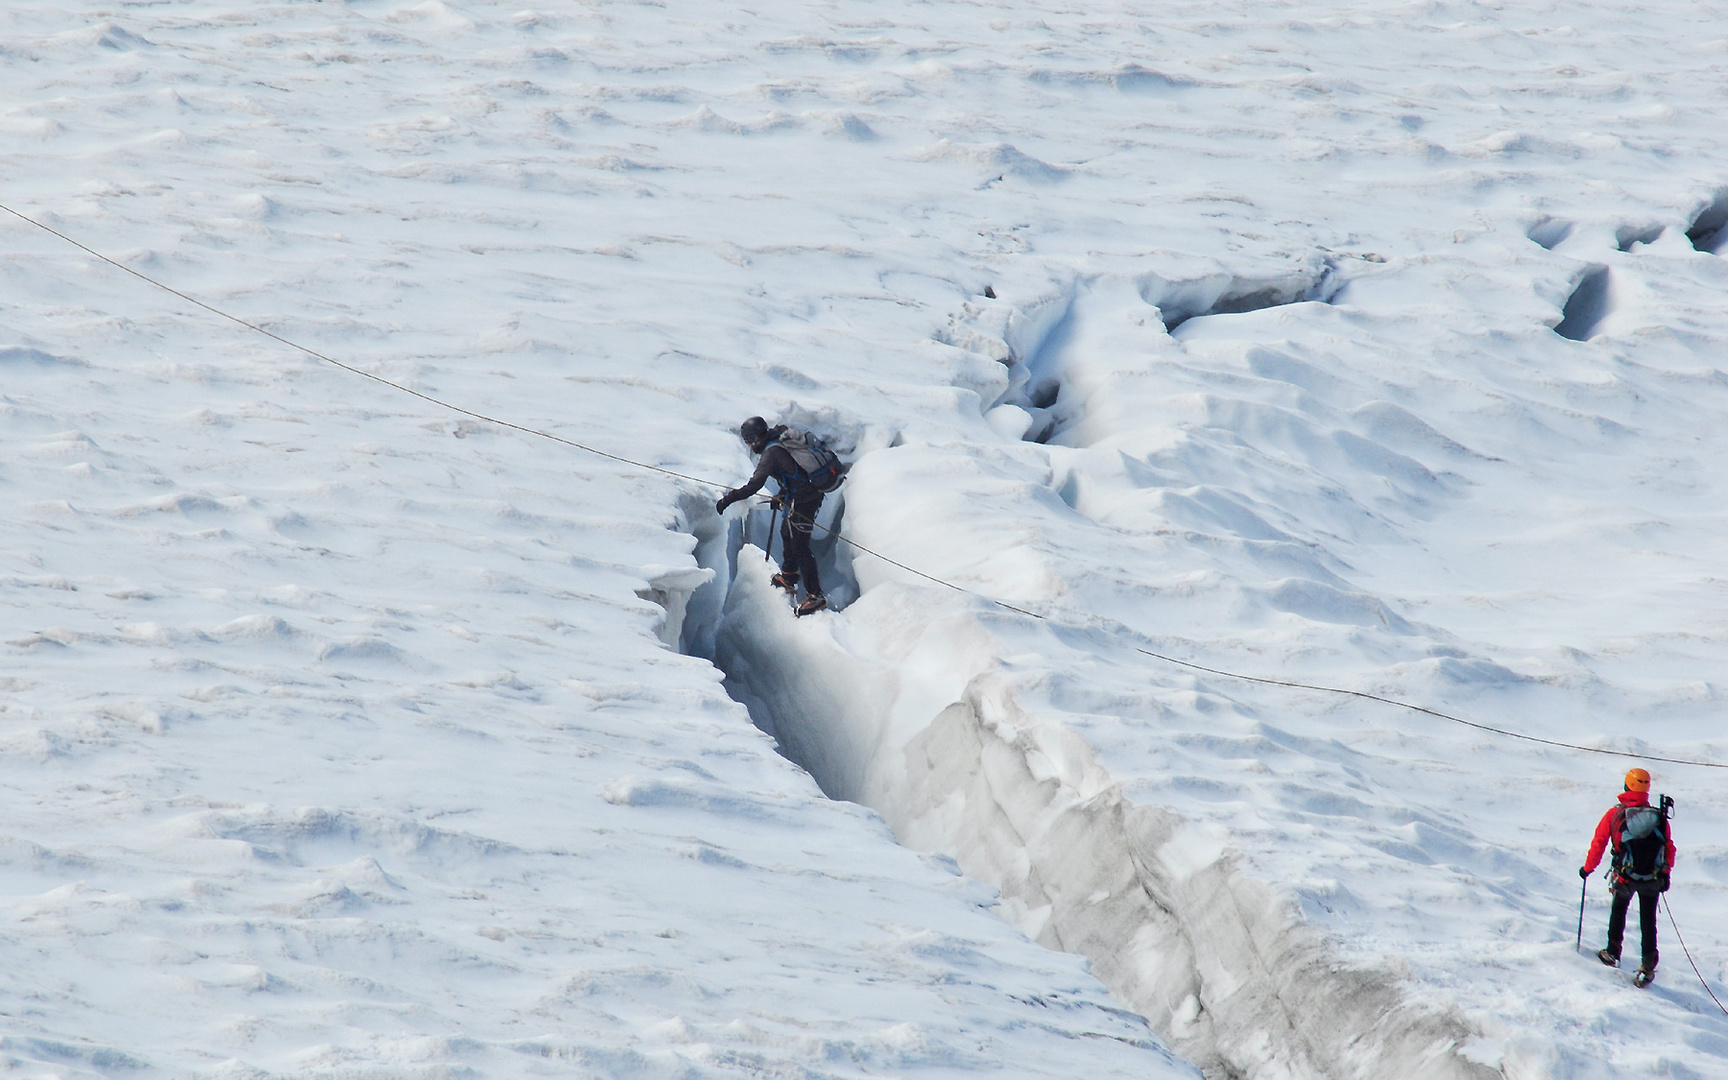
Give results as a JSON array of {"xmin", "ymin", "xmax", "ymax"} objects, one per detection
[{"xmin": 739, "ymin": 416, "xmax": 769, "ymax": 446}]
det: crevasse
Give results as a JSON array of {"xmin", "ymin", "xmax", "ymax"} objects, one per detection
[{"xmin": 666, "ymin": 511, "xmax": 1492, "ymax": 1080}]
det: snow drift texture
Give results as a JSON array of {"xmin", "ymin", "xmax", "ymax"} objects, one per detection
[{"xmin": 5, "ymin": 1, "xmax": 1728, "ymax": 1079}]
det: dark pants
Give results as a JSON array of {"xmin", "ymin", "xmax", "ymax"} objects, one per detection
[
  {"xmin": 780, "ymin": 497, "xmax": 823, "ymax": 597},
  {"xmin": 1608, "ymin": 880, "xmax": 1660, "ymax": 970}
]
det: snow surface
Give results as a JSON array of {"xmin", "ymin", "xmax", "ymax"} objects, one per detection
[{"xmin": 5, "ymin": 1, "xmax": 1728, "ymax": 1078}]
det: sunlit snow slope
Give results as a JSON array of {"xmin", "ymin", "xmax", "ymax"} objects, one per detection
[{"xmin": 5, "ymin": 2, "xmax": 1728, "ymax": 1079}]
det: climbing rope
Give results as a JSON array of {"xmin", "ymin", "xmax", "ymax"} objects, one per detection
[
  {"xmin": 1663, "ymin": 899, "xmax": 1728, "ymax": 1018},
  {"xmin": 6, "ymin": 199, "xmax": 1727, "ymax": 775},
  {"xmin": 801, "ymin": 517, "xmax": 1728, "ymax": 770},
  {"xmin": 1114, "ymin": 647, "xmax": 1728, "ymax": 770},
  {"xmin": 0, "ymin": 203, "xmax": 714, "ymax": 489},
  {"xmin": 1662, "ymin": 898, "xmax": 1728, "ymax": 1017}
]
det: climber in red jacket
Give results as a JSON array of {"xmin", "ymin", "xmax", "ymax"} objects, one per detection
[{"xmin": 1580, "ymin": 768, "xmax": 1675, "ymax": 987}]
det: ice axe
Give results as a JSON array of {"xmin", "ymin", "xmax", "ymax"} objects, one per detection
[{"xmin": 1576, "ymin": 872, "xmax": 1588, "ymax": 954}]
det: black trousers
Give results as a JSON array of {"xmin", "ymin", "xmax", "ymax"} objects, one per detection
[
  {"xmin": 779, "ymin": 496, "xmax": 823, "ymax": 597},
  {"xmin": 1607, "ymin": 880, "xmax": 1660, "ymax": 969}
]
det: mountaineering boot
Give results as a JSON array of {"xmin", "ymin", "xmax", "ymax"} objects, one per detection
[
  {"xmin": 1633, "ymin": 967, "xmax": 1654, "ymax": 988},
  {"xmin": 770, "ymin": 572, "xmax": 798, "ymax": 593},
  {"xmin": 795, "ymin": 594, "xmax": 827, "ymax": 617},
  {"xmin": 1597, "ymin": 949, "xmax": 1620, "ymax": 967}
]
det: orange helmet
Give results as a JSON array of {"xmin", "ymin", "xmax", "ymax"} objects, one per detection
[{"xmin": 1624, "ymin": 768, "xmax": 1651, "ymax": 792}]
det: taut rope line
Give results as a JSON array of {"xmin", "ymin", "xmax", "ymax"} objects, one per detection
[
  {"xmin": 14, "ymin": 199, "xmax": 1728, "ymax": 1008},
  {"xmin": 800, "ymin": 519, "xmax": 1728, "ymax": 770},
  {"xmin": 1114, "ymin": 646, "xmax": 1728, "ymax": 770},
  {"xmin": 5, "ymin": 200, "xmax": 1725, "ymax": 774},
  {"xmin": 0, "ymin": 203, "xmax": 713, "ymax": 489}
]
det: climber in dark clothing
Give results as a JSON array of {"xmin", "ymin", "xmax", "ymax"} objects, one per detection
[{"xmin": 715, "ymin": 416, "xmax": 827, "ymax": 616}]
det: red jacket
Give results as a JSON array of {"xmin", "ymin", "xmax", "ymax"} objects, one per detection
[{"xmin": 1583, "ymin": 790, "xmax": 1676, "ymax": 875}]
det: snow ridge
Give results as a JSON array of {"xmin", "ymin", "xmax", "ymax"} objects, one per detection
[{"xmin": 713, "ymin": 565, "xmax": 1490, "ymax": 1080}]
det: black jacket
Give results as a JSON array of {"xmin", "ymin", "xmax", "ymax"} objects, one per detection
[{"xmin": 732, "ymin": 444, "xmax": 822, "ymax": 505}]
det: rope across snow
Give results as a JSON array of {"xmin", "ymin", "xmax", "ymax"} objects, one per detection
[{"xmin": 12, "ymin": 204, "xmax": 1728, "ymax": 1076}]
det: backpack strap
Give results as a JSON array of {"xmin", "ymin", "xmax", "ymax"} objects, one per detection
[
  {"xmin": 1610, "ymin": 807, "xmax": 1634, "ymax": 878},
  {"xmin": 764, "ymin": 440, "xmax": 810, "ymax": 493},
  {"xmin": 764, "ymin": 431, "xmax": 841, "ymax": 495}
]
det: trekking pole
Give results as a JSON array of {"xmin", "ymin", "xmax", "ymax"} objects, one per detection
[{"xmin": 1576, "ymin": 874, "xmax": 1588, "ymax": 953}]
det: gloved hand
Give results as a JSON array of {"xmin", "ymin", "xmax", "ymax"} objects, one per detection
[
  {"xmin": 1658, "ymin": 872, "xmax": 1671, "ymax": 893},
  {"xmin": 1579, "ymin": 866, "xmax": 1590, "ymax": 879},
  {"xmin": 769, "ymin": 494, "xmax": 783, "ymax": 510},
  {"xmin": 715, "ymin": 492, "xmax": 736, "ymax": 515}
]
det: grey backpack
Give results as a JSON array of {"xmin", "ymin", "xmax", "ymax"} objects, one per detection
[
  {"xmin": 1613, "ymin": 803, "xmax": 1670, "ymax": 881},
  {"xmin": 771, "ymin": 429, "xmax": 846, "ymax": 493}
]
